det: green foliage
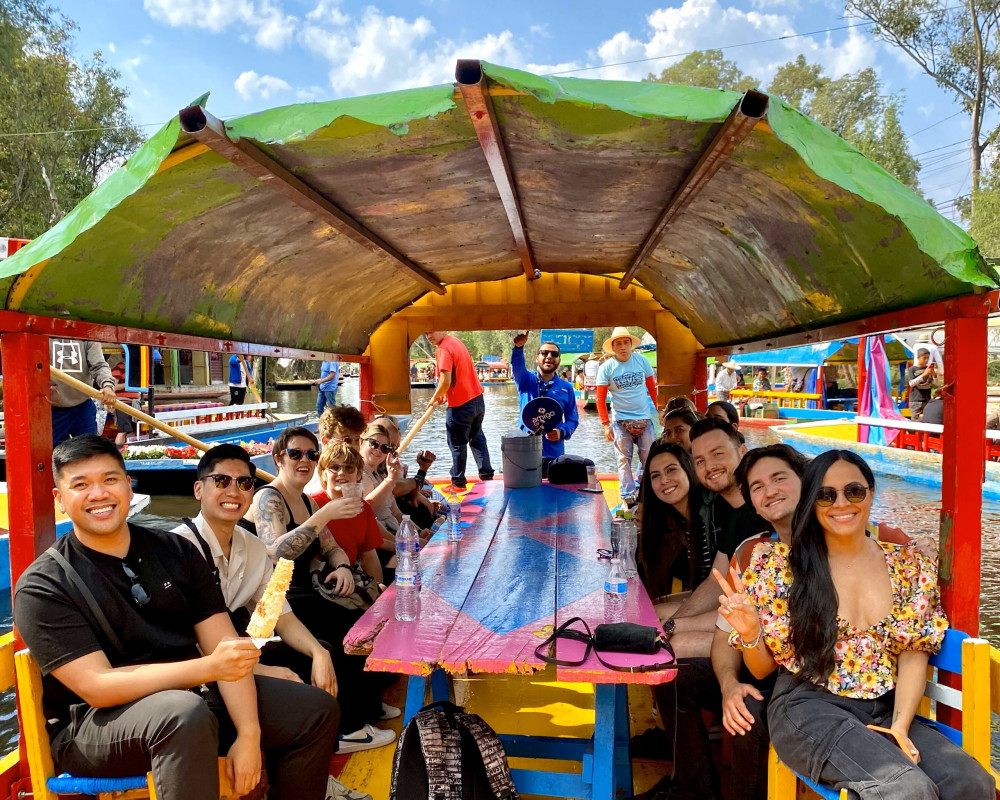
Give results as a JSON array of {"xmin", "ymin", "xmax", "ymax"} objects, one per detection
[
  {"xmin": 965, "ymin": 170, "xmax": 1000, "ymax": 256},
  {"xmin": 645, "ymin": 49, "xmax": 759, "ymax": 91},
  {"xmin": 767, "ymin": 57, "xmax": 920, "ymax": 190},
  {"xmin": 988, "ymin": 359, "xmax": 1000, "ymax": 384},
  {"xmin": 0, "ymin": 0, "xmax": 143, "ymax": 237}
]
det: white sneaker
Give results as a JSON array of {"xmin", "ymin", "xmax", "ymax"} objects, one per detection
[
  {"xmin": 326, "ymin": 776, "xmax": 372, "ymax": 800},
  {"xmin": 337, "ymin": 723, "xmax": 397, "ymax": 753},
  {"xmin": 379, "ymin": 702, "xmax": 402, "ymax": 720}
]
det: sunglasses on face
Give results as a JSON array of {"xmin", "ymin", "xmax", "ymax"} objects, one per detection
[
  {"xmin": 815, "ymin": 482, "xmax": 870, "ymax": 507},
  {"xmin": 325, "ymin": 463, "xmax": 358, "ymax": 474},
  {"xmin": 366, "ymin": 438, "xmax": 396, "ymax": 455},
  {"xmin": 203, "ymin": 473, "xmax": 255, "ymax": 491},
  {"xmin": 122, "ymin": 560, "xmax": 150, "ymax": 606},
  {"xmin": 537, "ymin": 350, "xmax": 560, "ymax": 358},
  {"xmin": 281, "ymin": 448, "xmax": 320, "ymax": 462}
]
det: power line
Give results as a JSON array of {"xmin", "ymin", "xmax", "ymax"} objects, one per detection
[{"xmin": 908, "ymin": 111, "xmax": 964, "ymax": 138}]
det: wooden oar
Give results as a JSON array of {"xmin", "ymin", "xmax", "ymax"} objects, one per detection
[
  {"xmin": 238, "ymin": 355, "xmax": 277, "ymax": 421},
  {"xmin": 395, "ymin": 402, "xmax": 438, "ymax": 457},
  {"xmin": 50, "ymin": 366, "xmax": 277, "ymax": 482}
]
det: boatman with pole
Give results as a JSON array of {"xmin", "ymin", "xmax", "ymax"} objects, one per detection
[{"xmin": 511, "ymin": 332, "xmax": 579, "ymax": 475}]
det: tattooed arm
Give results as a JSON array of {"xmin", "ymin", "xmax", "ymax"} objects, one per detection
[{"xmin": 252, "ymin": 487, "xmax": 364, "ymax": 562}]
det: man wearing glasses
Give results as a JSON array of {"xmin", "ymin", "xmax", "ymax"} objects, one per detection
[
  {"xmin": 14, "ymin": 436, "xmax": 339, "ymax": 800},
  {"xmin": 511, "ymin": 332, "xmax": 580, "ymax": 474}
]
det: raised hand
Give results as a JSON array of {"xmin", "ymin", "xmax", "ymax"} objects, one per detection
[
  {"xmin": 386, "ymin": 453, "xmax": 404, "ymax": 481},
  {"xmin": 713, "ymin": 566, "xmax": 762, "ymax": 644},
  {"xmin": 323, "ymin": 495, "xmax": 364, "ymax": 520},
  {"xmin": 513, "ymin": 330, "xmax": 530, "ymax": 349},
  {"xmin": 208, "ymin": 638, "xmax": 260, "ymax": 682}
]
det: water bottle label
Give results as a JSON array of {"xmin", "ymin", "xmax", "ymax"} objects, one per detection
[
  {"xmin": 396, "ymin": 573, "xmax": 418, "ymax": 588},
  {"xmin": 604, "ymin": 580, "xmax": 627, "ymax": 593}
]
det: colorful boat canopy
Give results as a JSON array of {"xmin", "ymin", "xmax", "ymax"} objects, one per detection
[
  {"xmin": 0, "ymin": 62, "xmax": 993, "ymax": 353},
  {"xmin": 728, "ymin": 335, "xmax": 914, "ymax": 367}
]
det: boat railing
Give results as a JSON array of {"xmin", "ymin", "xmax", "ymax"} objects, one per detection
[
  {"xmin": 854, "ymin": 416, "xmax": 1000, "ymax": 461},
  {"xmin": 153, "ymin": 402, "xmax": 275, "ymax": 427},
  {"xmin": 729, "ymin": 389, "xmax": 822, "ymax": 409}
]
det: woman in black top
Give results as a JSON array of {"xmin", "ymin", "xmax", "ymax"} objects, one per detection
[{"xmin": 243, "ymin": 426, "xmax": 398, "ymax": 752}]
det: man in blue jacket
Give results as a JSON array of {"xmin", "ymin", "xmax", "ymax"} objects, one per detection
[{"xmin": 511, "ymin": 332, "xmax": 579, "ymax": 474}]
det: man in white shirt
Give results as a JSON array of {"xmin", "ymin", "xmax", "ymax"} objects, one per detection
[
  {"xmin": 714, "ymin": 360, "xmax": 739, "ymax": 402},
  {"xmin": 171, "ymin": 444, "xmax": 339, "ymax": 693}
]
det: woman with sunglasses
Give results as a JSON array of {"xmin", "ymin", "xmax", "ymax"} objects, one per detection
[
  {"xmin": 311, "ymin": 442, "xmax": 383, "ymax": 585},
  {"xmin": 715, "ymin": 450, "xmax": 992, "ymax": 799},
  {"xmin": 359, "ymin": 421, "xmax": 406, "ymax": 539},
  {"xmin": 242, "ymin": 427, "xmax": 399, "ymax": 753}
]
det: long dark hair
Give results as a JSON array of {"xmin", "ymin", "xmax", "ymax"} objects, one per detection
[
  {"xmin": 789, "ymin": 449, "xmax": 876, "ymax": 682},
  {"xmin": 639, "ymin": 441, "xmax": 706, "ymax": 594}
]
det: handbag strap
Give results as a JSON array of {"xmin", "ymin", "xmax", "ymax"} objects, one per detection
[
  {"xmin": 46, "ymin": 547, "xmax": 128, "ymax": 659},
  {"xmin": 534, "ymin": 616, "xmax": 680, "ymax": 674}
]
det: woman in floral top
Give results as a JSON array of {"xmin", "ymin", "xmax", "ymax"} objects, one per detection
[{"xmin": 713, "ymin": 450, "xmax": 993, "ymax": 799}]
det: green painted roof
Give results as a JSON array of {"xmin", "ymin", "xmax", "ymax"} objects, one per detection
[{"xmin": 0, "ymin": 62, "xmax": 993, "ymax": 353}]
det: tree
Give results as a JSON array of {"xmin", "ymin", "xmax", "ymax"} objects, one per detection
[
  {"xmin": 0, "ymin": 1, "xmax": 142, "ymax": 237},
  {"xmin": 767, "ymin": 58, "xmax": 921, "ymax": 191},
  {"xmin": 645, "ymin": 49, "xmax": 759, "ymax": 91},
  {"xmin": 844, "ymin": 0, "xmax": 1000, "ymax": 213},
  {"xmin": 964, "ymin": 171, "xmax": 1000, "ymax": 255}
]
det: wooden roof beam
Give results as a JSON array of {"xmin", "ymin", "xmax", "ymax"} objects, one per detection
[
  {"xmin": 618, "ymin": 90, "xmax": 769, "ymax": 290},
  {"xmin": 455, "ymin": 60, "xmax": 540, "ymax": 281},
  {"xmin": 178, "ymin": 105, "xmax": 446, "ymax": 296}
]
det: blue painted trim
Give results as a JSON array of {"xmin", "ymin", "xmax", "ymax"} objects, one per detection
[
  {"xmin": 498, "ymin": 735, "xmax": 589, "ymax": 760},
  {"xmin": 509, "ymin": 768, "xmax": 590, "ymax": 798},
  {"xmin": 777, "ymin": 408, "xmax": 857, "ymax": 420},
  {"xmin": 403, "ymin": 675, "xmax": 426, "ymax": 725},
  {"xmin": 592, "ymin": 684, "xmax": 619, "ymax": 800}
]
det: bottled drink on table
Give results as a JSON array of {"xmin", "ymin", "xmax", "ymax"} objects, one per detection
[
  {"xmin": 395, "ymin": 515, "xmax": 420, "ymax": 621},
  {"xmin": 614, "ymin": 509, "xmax": 639, "ymax": 580},
  {"xmin": 604, "ymin": 558, "xmax": 627, "ymax": 623}
]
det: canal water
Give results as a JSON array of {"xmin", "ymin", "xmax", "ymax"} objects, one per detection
[{"xmin": 3, "ymin": 380, "xmax": 999, "ymax": 764}]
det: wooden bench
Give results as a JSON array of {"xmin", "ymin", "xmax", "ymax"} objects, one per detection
[
  {"xmin": 16, "ymin": 650, "xmax": 238, "ymax": 800},
  {"xmin": 767, "ymin": 630, "xmax": 995, "ymax": 799}
]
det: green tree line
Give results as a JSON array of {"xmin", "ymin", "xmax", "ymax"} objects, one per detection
[{"xmin": 0, "ymin": 0, "xmax": 142, "ymax": 238}]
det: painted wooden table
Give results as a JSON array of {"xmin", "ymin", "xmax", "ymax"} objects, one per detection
[{"xmin": 345, "ymin": 481, "xmax": 676, "ymax": 800}]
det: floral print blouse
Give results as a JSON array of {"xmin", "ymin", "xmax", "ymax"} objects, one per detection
[{"xmin": 733, "ymin": 540, "xmax": 948, "ymax": 699}]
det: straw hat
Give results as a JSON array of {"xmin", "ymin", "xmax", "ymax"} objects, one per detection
[
  {"xmin": 722, "ymin": 360, "xmax": 739, "ymax": 370},
  {"xmin": 602, "ymin": 327, "xmax": 642, "ymax": 354}
]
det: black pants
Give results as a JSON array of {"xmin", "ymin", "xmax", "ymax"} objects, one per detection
[
  {"xmin": 287, "ymin": 590, "xmax": 390, "ymax": 734},
  {"xmin": 230, "ymin": 386, "xmax": 247, "ymax": 405},
  {"xmin": 51, "ymin": 676, "xmax": 339, "ymax": 800}
]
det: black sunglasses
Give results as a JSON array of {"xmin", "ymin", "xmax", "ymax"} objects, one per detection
[
  {"xmin": 815, "ymin": 482, "xmax": 870, "ymax": 507},
  {"xmin": 203, "ymin": 473, "xmax": 255, "ymax": 491},
  {"xmin": 122, "ymin": 560, "xmax": 150, "ymax": 606},
  {"xmin": 366, "ymin": 438, "xmax": 396, "ymax": 455},
  {"xmin": 538, "ymin": 350, "xmax": 560, "ymax": 358},
  {"xmin": 281, "ymin": 448, "xmax": 320, "ymax": 462}
]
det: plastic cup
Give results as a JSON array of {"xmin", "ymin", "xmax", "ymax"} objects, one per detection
[{"xmin": 340, "ymin": 482, "xmax": 363, "ymax": 499}]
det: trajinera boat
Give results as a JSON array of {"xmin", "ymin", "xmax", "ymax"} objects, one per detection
[{"xmin": 0, "ymin": 60, "xmax": 996, "ymax": 799}]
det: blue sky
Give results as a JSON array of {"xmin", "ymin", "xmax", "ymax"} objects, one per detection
[{"xmin": 53, "ymin": 0, "xmax": 980, "ymax": 224}]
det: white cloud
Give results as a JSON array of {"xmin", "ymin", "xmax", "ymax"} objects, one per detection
[
  {"xmin": 300, "ymin": 5, "xmax": 523, "ymax": 96},
  {"xmin": 234, "ymin": 70, "xmax": 292, "ymax": 100},
  {"xmin": 529, "ymin": 24, "xmax": 551, "ymax": 39},
  {"xmin": 587, "ymin": 0, "xmax": 878, "ymax": 91},
  {"xmin": 108, "ymin": 42, "xmax": 116, "ymax": 53},
  {"xmin": 143, "ymin": 0, "xmax": 297, "ymax": 50}
]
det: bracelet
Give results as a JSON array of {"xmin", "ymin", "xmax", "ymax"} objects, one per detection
[
  {"xmin": 414, "ymin": 469, "xmax": 427, "ymax": 488},
  {"xmin": 736, "ymin": 626, "xmax": 763, "ymax": 650},
  {"xmin": 335, "ymin": 564, "xmax": 352, "ymax": 572}
]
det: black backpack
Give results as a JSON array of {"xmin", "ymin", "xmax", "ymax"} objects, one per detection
[{"xmin": 389, "ymin": 701, "xmax": 519, "ymax": 800}]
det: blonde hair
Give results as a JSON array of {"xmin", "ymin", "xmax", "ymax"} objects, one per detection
[
  {"xmin": 362, "ymin": 421, "xmax": 393, "ymax": 442},
  {"xmin": 318, "ymin": 441, "xmax": 363, "ymax": 476}
]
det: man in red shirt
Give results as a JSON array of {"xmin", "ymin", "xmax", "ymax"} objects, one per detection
[{"xmin": 426, "ymin": 331, "xmax": 494, "ymax": 489}]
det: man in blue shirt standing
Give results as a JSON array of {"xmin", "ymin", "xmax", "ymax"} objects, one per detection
[
  {"xmin": 511, "ymin": 332, "xmax": 579, "ymax": 475},
  {"xmin": 314, "ymin": 360, "xmax": 340, "ymax": 417},
  {"xmin": 227, "ymin": 354, "xmax": 247, "ymax": 405}
]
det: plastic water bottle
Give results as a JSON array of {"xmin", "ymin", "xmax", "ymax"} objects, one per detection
[
  {"xmin": 604, "ymin": 558, "xmax": 627, "ymax": 623},
  {"xmin": 395, "ymin": 515, "xmax": 420, "ymax": 621},
  {"xmin": 620, "ymin": 512, "xmax": 639, "ymax": 580}
]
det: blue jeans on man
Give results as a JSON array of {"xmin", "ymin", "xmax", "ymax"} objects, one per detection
[
  {"xmin": 316, "ymin": 389, "xmax": 338, "ymax": 417},
  {"xmin": 52, "ymin": 401, "xmax": 99, "ymax": 446},
  {"xmin": 612, "ymin": 419, "xmax": 653, "ymax": 500},
  {"xmin": 445, "ymin": 394, "xmax": 493, "ymax": 487}
]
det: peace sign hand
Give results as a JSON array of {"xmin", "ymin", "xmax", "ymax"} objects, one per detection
[
  {"xmin": 713, "ymin": 566, "xmax": 762, "ymax": 644},
  {"xmin": 513, "ymin": 331, "xmax": 530, "ymax": 349}
]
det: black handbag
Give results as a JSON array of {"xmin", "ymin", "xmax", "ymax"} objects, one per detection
[
  {"xmin": 533, "ymin": 617, "xmax": 678, "ymax": 673},
  {"xmin": 547, "ymin": 455, "xmax": 595, "ymax": 485}
]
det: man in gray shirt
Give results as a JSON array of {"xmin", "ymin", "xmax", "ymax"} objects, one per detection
[{"xmin": 49, "ymin": 338, "xmax": 117, "ymax": 445}]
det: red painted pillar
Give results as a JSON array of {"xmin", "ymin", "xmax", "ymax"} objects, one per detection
[
  {"xmin": 3, "ymin": 333, "xmax": 56, "ymax": 598},
  {"xmin": 359, "ymin": 359, "xmax": 375, "ymax": 422},
  {"xmin": 693, "ymin": 356, "xmax": 708, "ymax": 413},
  {"xmin": 939, "ymin": 315, "xmax": 986, "ymax": 635}
]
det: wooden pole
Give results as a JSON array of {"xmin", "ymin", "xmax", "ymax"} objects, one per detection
[
  {"xmin": 239, "ymin": 354, "xmax": 276, "ymax": 420},
  {"xmin": 395, "ymin": 402, "xmax": 437, "ymax": 457},
  {"xmin": 49, "ymin": 366, "xmax": 276, "ymax": 482}
]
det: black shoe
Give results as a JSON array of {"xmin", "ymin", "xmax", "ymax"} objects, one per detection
[{"xmin": 479, "ymin": 472, "xmax": 495, "ymax": 481}]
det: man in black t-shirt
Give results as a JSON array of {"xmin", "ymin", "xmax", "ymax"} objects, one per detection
[
  {"xmin": 906, "ymin": 347, "xmax": 937, "ymax": 420},
  {"xmin": 14, "ymin": 436, "xmax": 339, "ymax": 800}
]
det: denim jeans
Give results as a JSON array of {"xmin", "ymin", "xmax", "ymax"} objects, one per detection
[
  {"xmin": 445, "ymin": 394, "xmax": 493, "ymax": 485},
  {"xmin": 612, "ymin": 420, "xmax": 653, "ymax": 499},
  {"xmin": 316, "ymin": 389, "xmax": 338, "ymax": 416},
  {"xmin": 729, "ymin": 667, "xmax": 774, "ymax": 800},
  {"xmin": 769, "ymin": 670, "xmax": 994, "ymax": 800}
]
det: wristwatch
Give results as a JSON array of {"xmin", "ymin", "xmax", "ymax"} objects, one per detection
[{"xmin": 662, "ymin": 619, "xmax": 675, "ymax": 637}]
